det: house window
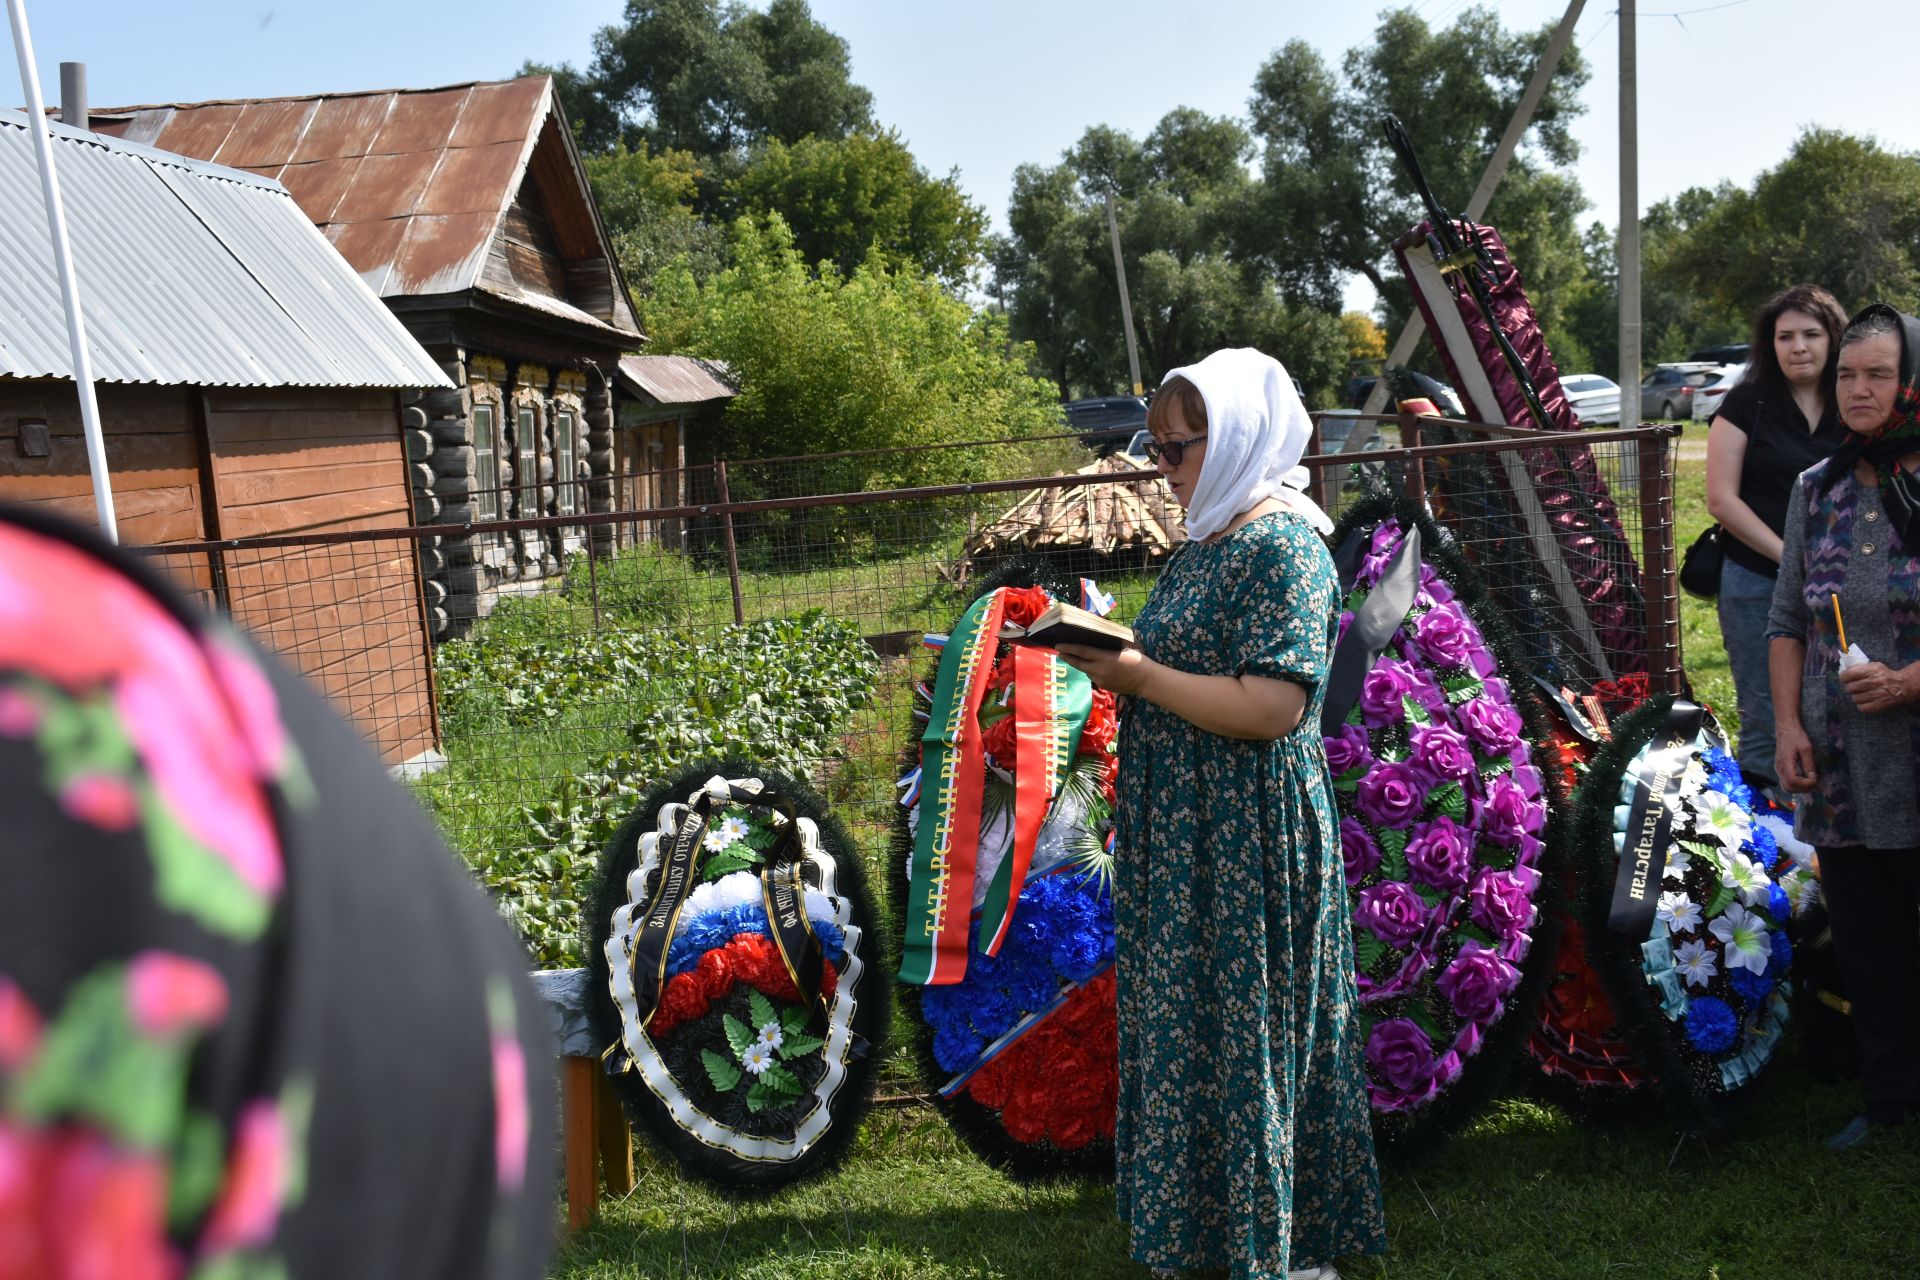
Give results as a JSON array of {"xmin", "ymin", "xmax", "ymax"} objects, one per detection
[
  {"xmin": 516, "ymin": 404, "xmax": 540, "ymax": 517},
  {"xmin": 473, "ymin": 402, "xmax": 499, "ymax": 520},
  {"xmin": 555, "ymin": 408, "xmax": 578, "ymax": 516}
]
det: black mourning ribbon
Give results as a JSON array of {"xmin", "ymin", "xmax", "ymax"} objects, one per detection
[
  {"xmin": 1321, "ymin": 523, "xmax": 1424, "ymax": 735},
  {"xmin": 629, "ymin": 780, "xmax": 829, "ymax": 1040},
  {"xmin": 1606, "ymin": 701, "xmax": 1706, "ymax": 938}
]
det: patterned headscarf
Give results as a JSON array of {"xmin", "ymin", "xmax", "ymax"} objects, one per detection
[
  {"xmin": 0, "ymin": 506, "xmax": 553, "ymax": 1279},
  {"xmin": 1816, "ymin": 304, "xmax": 1920, "ymax": 551}
]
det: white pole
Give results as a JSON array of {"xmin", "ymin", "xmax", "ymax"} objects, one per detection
[
  {"xmin": 1617, "ymin": 0, "xmax": 1642, "ymax": 428},
  {"xmin": 6, "ymin": 0, "xmax": 117, "ymax": 542}
]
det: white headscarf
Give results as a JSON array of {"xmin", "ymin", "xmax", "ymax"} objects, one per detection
[{"xmin": 1160, "ymin": 347, "xmax": 1328, "ymax": 541}]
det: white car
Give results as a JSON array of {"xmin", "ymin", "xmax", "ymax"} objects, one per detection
[
  {"xmin": 1693, "ymin": 364, "xmax": 1746, "ymax": 422},
  {"xmin": 1559, "ymin": 373, "xmax": 1620, "ymax": 426}
]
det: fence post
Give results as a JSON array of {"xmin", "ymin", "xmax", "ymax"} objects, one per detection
[
  {"xmin": 1400, "ymin": 409, "xmax": 1426, "ymax": 504},
  {"xmin": 1637, "ymin": 427, "xmax": 1682, "ymax": 695},
  {"xmin": 584, "ymin": 523, "xmax": 603, "ymax": 633},
  {"xmin": 714, "ymin": 459, "xmax": 746, "ymax": 626}
]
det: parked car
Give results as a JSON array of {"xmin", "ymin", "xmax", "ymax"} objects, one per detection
[
  {"xmin": 1690, "ymin": 343, "xmax": 1751, "ymax": 366},
  {"xmin": 1558, "ymin": 373, "xmax": 1621, "ymax": 426},
  {"xmin": 1063, "ymin": 395, "xmax": 1148, "ymax": 454},
  {"xmin": 1693, "ymin": 363, "xmax": 1747, "ymax": 421},
  {"xmin": 1348, "ymin": 370, "xmax": 1464, "ymax": 417},
  {"xmin": 1123, "ymin": 428, "xmax": 1153, "ymax": 466},
  {"xmin": 1640, "ymin": 363, "xmax": 1723, "ymax": 420}
]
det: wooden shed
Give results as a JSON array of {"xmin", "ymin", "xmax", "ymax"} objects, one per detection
[
  {"xmin": 90, "ymin": 77, "xmax": 646, "ymax": 638},
  {"xmin": 613, "ymin": 355, "xmax": 736, "ymax": 544},
  {"xmin": 0, "ymin": 110, "xmax": 452, "ymax": 768}
]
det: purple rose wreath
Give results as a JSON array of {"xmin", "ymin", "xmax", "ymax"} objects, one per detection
[{"xmin": 1326, "ymin": 497, "xmax": 1566, "ymax": 1153}]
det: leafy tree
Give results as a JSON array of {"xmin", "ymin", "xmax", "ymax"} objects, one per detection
[
  {"xmin": 723, "ymin": 130, "xmax": 987, "ymax": 285},
  {"xmin": 1245, "ymin": 7, "xmax": 1590, "ymax": 307},
  {"xmin": 995, "ymin": 109, "xmax": 1349, "ymax": 405},
  {"xmin": 1660, "ymin": 129, "xmax": 1920, "ymax": 324},
  {"xmin": 1341, "ymin": 311, "xmax": 1387, "ymax": 363},
  {"xmin": 580, "ymin": 0, "xmax": 872, "ymax": 160},
  {"xmin": 583, "ymin": 143, "xmax": 730, "ymax": 293},
  {"xmin": 642, "ymin": 217, "xmax": 1061, "ymax": 495}
]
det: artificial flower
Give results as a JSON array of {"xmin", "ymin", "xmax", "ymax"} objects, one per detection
[
  {"xmin": 1405, "ymin": 816, "xmax": 1475, "ymax": 893},
  {"xmin": 1683, "ymin": 995, "xmax": 1739, "ymax": 1054},
  {"xmin": 1708, "ymin": 904, "xmax": 1771, "ymax": 975},
  {"xmin": 1365, "ymin": 1018, "xmax": 1437, "ymax": 1094},
  {"xmin": 1781, "ymin": 869, "xmax": 1821, "ymax": 916},
  {"xmin": 1718, "ymin": 852, "xmax": 1771, "ymax": 907},
  {"xmin": 1354, "ymin": 882, "xmax": 1433, "ymax": 949},
  {"xmin": 1436, "ymin": 941, "xmax": 1521, "ymax": 1021},
  {"xmin": 1673, "ymin": 938, "xmax": 1717, "ymax": 989},
  {"xmin": 702, "ymin": 828, "xmax": 734, "ymax": 853},
  {"xmin": 1662, "ymin": 842, "xmax": 1694, "ymax": 884},
  {"xmin": 756, "ymin": 1020, "xmax": 783, "ymax": 1051},
  {"xmin": 1656, "ymin": 890, "xmax": 1702, "ymax": 935},
  {"xmin": 718, "ymin": 814, "xmax": 751, "ymax": 843},
  {"xmin": 741, "ymin": 1042, "xmax": 775, "ymax": 1076},
  {"xmin": 1694, "ymin": 791, "xmax": 1752, "ymax": 848},
  {"xmin": 1354, "ymin": 761, "xmax": 1426, "ymax": 830}
]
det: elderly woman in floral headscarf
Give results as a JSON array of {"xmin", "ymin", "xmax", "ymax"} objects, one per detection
[
  {"xmin": 0, "ymin": 506, "xmax": 554, "ymax": 1277},
  {"xmin": 1061, "ymin": 350, "xmax": 1385, "ymax": 1280},
  {"xmin": 1768, "ymin": 304, "xmax": 1920, "ymax": 1151}
]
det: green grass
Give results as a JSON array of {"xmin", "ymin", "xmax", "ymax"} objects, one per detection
[
  {"xmin": 553, "ymin": 1041, "xmax": 1920, "ymax": 1279},
  {"xmin": 541, "ymin": 429, "xmax": 1920, "ymax": 1279}
]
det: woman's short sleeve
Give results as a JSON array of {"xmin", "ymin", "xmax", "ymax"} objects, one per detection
[
  {"xmin": 1231, "ymin": 515, "xmax": 1339, "ymax": 691},
  {"xmin": 1715, "ymin": 382, "xmax": 1760, "ymax": 433}
]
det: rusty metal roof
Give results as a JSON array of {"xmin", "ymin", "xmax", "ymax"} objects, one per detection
[
  {"xmin": 0, "ymin": 110, "xmax": 450, "ymax": 388},
  {"xmin": 617, "ymin": 355, "xmax": 738, "ymax": 406},
  {"xmin": 90, "ymin": 78, "xmax": 640, "ymax": 339}
]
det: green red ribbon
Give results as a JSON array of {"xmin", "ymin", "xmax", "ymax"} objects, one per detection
[
  {"xmin": 901, "ymin": 589, "xmax": 1009, "ymax": 986},
  {"xmin": 978, "ymin": 645, "xmax": 1091, "ymax": 955}
]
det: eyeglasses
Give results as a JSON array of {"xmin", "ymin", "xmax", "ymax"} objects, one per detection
[{"xmin": 1142, "ymin": 434, "xmax": 1207, "ymax": 466}]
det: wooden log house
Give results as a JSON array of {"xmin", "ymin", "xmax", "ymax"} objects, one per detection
[
  {"xmin": 0, "ymin": 109, "xmax": 452, "ymax": 768},
  {"xmin": 90, "ymin": 77, "xmax": 648, "ymax": 638}
]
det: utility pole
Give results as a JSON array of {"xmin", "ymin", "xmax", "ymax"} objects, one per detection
[
  {"xmin": 1105, "ymin": 190, "xmax": 1144, "ymax": 396},
  {"xmin": 1618, "ymin": 0, "xmax": 1642, "ymax": 426},
  {"xmin": 1361, "ymin": 0, "xmax": 1585, "ymax": 417}
]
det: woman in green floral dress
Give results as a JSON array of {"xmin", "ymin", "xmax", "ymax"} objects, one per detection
[{"xmin": 1061, "ymin": 349, "xmax": 1386, "ymax": 1280}]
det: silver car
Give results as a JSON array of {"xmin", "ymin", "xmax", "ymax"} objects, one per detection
[
  {"xmin": 1559, "ymin": 373, "xmax": 1621, "ymax": 426},
  {"xmin": 1693, "ymin": 364, "xmax": 1746, "ymax": 422}
]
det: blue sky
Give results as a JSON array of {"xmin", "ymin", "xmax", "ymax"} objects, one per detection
[{"xmin": 13, "ymin": 0, "xmax": 1919, "ymax": 312}]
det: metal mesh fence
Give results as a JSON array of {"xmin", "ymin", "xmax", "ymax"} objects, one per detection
[{"xmin": 123, "ymin": 418, "xmax": 1679, "ymax": 962}]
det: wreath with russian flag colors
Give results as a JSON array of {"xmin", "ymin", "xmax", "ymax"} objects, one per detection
[
  {"xmin": 891, "ymin": 563, "xmax": 1122, "ymax": 1178},
  {"xmin": 586, "ymin": 762, "xmax": 887, "ymax": 1192},
  {"xmin": 1572, "ymin": 696, "xmax": 1807, "ymax": 1135},
  {"xmin": 1323, "ymin": 496, "xmax": 1566, "ymax": 1154}
]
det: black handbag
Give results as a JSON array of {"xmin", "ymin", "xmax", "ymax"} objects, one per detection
[{"xmin": 1679, "ymin": 523, "xmax": 1724, "ymax": 598}]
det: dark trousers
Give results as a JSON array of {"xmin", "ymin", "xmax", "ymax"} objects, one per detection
[{"xmin": 1819, "ymin": 846, "xmax": 1920, "ymax": 1123}]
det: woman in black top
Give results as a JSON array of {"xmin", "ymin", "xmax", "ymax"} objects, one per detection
[{"xmin": 1706, "ymin": 283, "xmax": 1850, "ymax": 794}]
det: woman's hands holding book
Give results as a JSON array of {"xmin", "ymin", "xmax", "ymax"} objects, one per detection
[{"xmin": 1057, "ymin": 643, "xmax": 1153, "ymax": 696}]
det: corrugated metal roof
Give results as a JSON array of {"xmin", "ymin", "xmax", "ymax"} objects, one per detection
[
  {"xmin": 0, "ymin": 110, "xmax": 450, "ymax": 388},
  {"xmin": 90, "ymin": 79, "xmax": 642, "ymax": 340},
  {"xmin": 617, "ymin": 355, "xmax": 738, "ymax": 406}
]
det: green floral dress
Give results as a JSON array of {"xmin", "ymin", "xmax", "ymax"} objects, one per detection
[{"xmin": 1114, "ymin": 511, "xmax": 1387, "ymax": 1278}]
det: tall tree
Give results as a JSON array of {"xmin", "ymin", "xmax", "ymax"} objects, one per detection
[
  {"xmin": 995, "ymin": 109, "xmax": 1347, "ymax": 404},
  {"xmin": 582, "ymin": 0, "xmax": 873, "ymax": 160},
  {"xmin": 724, "ymin": 130, "xmax": 987, "ymax": 285},
  {"xmin": 1244, "ymin": 7, "xmax": 1592, "ymax": 324}
]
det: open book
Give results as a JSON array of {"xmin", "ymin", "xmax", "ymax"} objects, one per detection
[{"xmin": 1001, "ymin": 601, "xmax": 1136, "ymax": 651}]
